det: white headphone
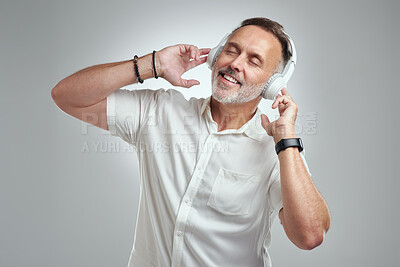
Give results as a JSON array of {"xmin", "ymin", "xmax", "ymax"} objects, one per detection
[{"xmin": 207, "ymin": 28, "xmax": 297, "ymax": 100}]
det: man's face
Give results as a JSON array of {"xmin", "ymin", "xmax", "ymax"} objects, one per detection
[{"xmin": 211, "ymin": 25, "xmax": 283, "ymax": 104}]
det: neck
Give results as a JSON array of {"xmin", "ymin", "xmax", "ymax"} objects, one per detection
[{"xmin": 210, "ymin": 96, "xmax": 261, "ymax": 132}]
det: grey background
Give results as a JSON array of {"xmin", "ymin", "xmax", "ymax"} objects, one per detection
[{"xmin": 1, "ymin": 0, "xmax": 399, "ymax": 266}]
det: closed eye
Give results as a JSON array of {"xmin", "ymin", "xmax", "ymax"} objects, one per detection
[
  {"xmin": 249, "ymin": 59, "xmax": 260, "ymax": 67},
  {"xmin": 225, "ymin": 49, "xmax": 237, "ymax": 55}
]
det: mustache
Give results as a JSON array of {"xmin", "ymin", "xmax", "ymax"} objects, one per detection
[{"xmin": 218, "ymin": 67, "xmax": 244, "ymax": 85}]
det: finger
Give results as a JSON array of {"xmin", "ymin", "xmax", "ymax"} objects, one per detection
[
  {"xmin": 196, "ymin": 47, "xmax": 201, "ymax": 60},
  {"xmin": 190, "ymin": 46, "xmax": 196, "ymax": 60},
  {"xmin": 261, "ymin": 113, "xmax": 270, "ymax": 126},
  {"xmin": 281, "ymin": 88, "xmax": 290, "ymax": 97},
  {"xmin": 200, "ymin": 48, "xmax": 211, "ymax": 56},
  {"xmin": 193, "ymin": 46, "xmax": 205, "ymax": 60},
  {"xmin": 281, "ymin": 88, "xmax": 293, "ymax": 101},
  {"xmin": 181, "ymin": 44, "xmax": 192, "ymax": 55},
  {"xmin": 196, "ymin": 47, "xmax": 202, "ymax": 60},
  {"xmin": 272, "ymin": 95, "xmax": 283, "ymax": 109},
  {"xmin": 272, "ymin": 95, "xmax": 292, "ymax": 109},
  {"xmin": 183, "ymin": 44, "xmax": 195, "ymax": 60},
  {"xmin": 179, "ymin": 78, "xmax": 200, "ymax": 88},
  {"xmin": 188, "ymin": 56, "xmax": 207, "ymax": 69},
  {"xmin": 189, "ymin": 45, "xmax": 199, "ymax": 60}
]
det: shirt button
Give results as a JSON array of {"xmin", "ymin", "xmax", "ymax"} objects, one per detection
[
  {"xmin": 177, "ymin": 231, "xmax": 183, "ymax": 236},
  {"xmin": 185, "ymin": 198, "xmax": 190, "ymax": 204}
]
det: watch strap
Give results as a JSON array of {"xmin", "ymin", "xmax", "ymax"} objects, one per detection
[{"xmin": 275, "ymin": 138, "xmax": 303, "ymax": 155}]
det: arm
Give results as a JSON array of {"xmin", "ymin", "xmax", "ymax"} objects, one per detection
[
  {"xmin": 51, "ymin": 46, "xmax": 210, "ymax": 130},
  {"xmin": 261, "ymin": 88, "xmax": 330, "ymax": 250}
]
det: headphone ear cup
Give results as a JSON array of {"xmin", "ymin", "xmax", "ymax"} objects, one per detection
[
  {"xmin": 270, "ymin": 77, "xmax": 286, "ymax": 99},
  {"xmin": 207, "ymin": 46, "xmax": 223, "ymax": 69},
  {"xmin": 262, "ymin": 74, "xmax": 286, "ymax": 100},
  {"xmin": 207, "ymin": 33, "xmax": 230, "ymax": 69},
  {"xmin": 207, "ymin": 46, "xmax": 218, "ymax": 69}
]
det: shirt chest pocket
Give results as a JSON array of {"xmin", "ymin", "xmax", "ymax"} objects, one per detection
[{"xmin": 207, "ymin": 168, "xmax": 261, "ymax": 216}]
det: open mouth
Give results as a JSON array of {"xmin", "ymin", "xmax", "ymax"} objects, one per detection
[{"xmin": 219, "ymin": 71, "xmax": 241, "ymax": 85}]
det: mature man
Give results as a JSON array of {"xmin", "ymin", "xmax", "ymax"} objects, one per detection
[{"xmin": 52, "ymin": 17, "xmax": 330, "ymax": 267}]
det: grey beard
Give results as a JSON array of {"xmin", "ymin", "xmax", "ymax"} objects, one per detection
[{"xmin": 211, "ymin": 70, "xmax": 265, "ymax": 104}]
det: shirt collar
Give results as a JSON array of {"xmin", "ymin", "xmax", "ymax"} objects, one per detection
[
  {"xmin": 200, "ymin": 97, "xmax": 267, "ymax": 142},
  {"xmin": 200, "ymin": 96, "xmax": 211, "ymax": 115}
]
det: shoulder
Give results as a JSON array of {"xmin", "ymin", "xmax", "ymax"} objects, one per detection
[{"xmin": 157, "ymin": 89, "xmax": 207, "ymax": 115}]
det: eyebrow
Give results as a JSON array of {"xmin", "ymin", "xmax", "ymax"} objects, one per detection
[{"xmin": 225, "ymin": 41, "xmax": 264, "ymax": 65}]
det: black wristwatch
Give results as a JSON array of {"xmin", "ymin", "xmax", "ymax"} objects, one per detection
[{"xmin": 275, "ymin": 138, "xmax": 304, "ymax": 155}]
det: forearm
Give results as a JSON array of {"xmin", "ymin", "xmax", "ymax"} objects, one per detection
[
  {"xmin": 261, "ymin": 89, "xmax": 330, "ymax": 249},
  {"xmin": 278, "ymin": 147, "xmax": 330, "ymax": 249},
  {"xmin": 52, "ymin": 53, "xmax": 155, "ymax": 108}
]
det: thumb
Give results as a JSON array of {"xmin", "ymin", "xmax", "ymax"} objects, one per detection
[
  {"xmin": 261, "ymin": 114, "xmax": 272, "ymax": 136},
  {"xmin": 179, "ymin": 78, "xmax": 200, "ymax": 88},
  {"xmin": 261, "ymin": 114, "xmax": 270, "ymax": 127}
]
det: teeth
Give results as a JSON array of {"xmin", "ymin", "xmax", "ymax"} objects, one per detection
[{"xmin": 223, "ymin": 74, "xmax": 239, "ymax": 84}]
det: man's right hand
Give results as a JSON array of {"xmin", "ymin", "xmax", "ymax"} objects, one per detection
[{"xmin": 156, "ymin": 45, "xmax": 210, "ymax": 88}]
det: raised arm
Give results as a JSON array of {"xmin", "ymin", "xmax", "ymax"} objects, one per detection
[
  {"xmin": 51, "ymin": 45, "xmax": 210, "ymax": 130},
  {"xmin": 261, "ymin": 88, "xmax": 331, "ymax": 250}
]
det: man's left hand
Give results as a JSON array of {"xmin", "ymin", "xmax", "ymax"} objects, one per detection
[{"xmin": 261, "ymin": 88, "xmax": 298, "ymax": 143}]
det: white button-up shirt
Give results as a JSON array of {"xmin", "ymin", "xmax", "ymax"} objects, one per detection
[{"xmin": 107, "ymin": 88, "xmax": 310, "ymax": 267}]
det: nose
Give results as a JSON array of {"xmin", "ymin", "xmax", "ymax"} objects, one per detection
[{"xmin": 230, "ymin": 55, "xmax": 245, "ymax": 73}]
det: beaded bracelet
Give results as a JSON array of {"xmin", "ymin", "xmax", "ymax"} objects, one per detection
[{"xmin": 133, "ymin": 55, "xmax": 143, "ymax": 84}]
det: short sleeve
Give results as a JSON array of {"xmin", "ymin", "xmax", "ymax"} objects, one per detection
[
  {"xmin": 267, "ymin": 150, "xmax": 312, "ymax": 213},
  {"xmin": 106, "ymin": 89, "xmax": 165, "ymax": 146}
]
